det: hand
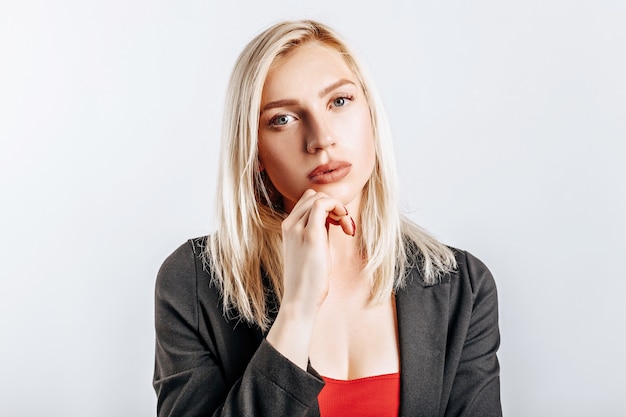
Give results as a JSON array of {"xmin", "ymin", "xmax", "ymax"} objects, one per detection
[
  {"xmin": 266, "ymin": 189, "xmax": 355, "ymax": 369},
  {"xmin": 281, "ymin": 189, "xmax": 355, "ymax": 311}
]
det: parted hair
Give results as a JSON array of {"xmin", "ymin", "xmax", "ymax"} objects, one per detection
[{"xmin": 207, "ymin": 19, "xmax": 456, "ymax": 331}]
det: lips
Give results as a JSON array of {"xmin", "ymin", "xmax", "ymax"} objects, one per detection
[{"xmin": 308, "ymin": 161, "xmax": 352, "ymax": 184}]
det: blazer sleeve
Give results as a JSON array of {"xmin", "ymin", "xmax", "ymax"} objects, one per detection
[
  {"xmin": 153, "ymin": 241, "xmax": 324, "ymax": 417},
  {"xmin": 446, "ymin": 251, "xmax": 502, "ymax": 417}
]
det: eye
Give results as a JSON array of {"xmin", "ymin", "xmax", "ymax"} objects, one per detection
[
  {"xmin": 270, "ymin": 114, "xmax": 295, "ymax": 126},
  {"xmin": 331, "ymin": 95, "xmax": 353, "ymax": 108},
  {"xmin": 333, "ymin": 97, "xmax": 346, "ymax": 107}
]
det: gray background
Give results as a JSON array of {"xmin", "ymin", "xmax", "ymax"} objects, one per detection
[{"xmin": 1, "ymin": 0, "xmax": 624, "ymax": 416}]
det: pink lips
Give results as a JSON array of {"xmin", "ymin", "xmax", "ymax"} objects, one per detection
[{"xmin": 308, "ymin": 161, "xmax": 352, "ymax": 184}]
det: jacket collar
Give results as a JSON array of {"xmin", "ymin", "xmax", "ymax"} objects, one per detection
[{"xmin": 396, "ymin": 265, "xmax": 451, "ymax": 417}]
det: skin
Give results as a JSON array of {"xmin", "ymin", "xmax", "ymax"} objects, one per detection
[
  {"xmin": 260, "ymin": 42, "xmax": 398, "ymax": 378},
  {"xmin": 258, "ymin": 42, "xmax": 376, "ymax": 214}
]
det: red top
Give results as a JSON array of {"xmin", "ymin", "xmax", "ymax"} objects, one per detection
[{"xmin": 318, "ymin": 373, "xmax": 400, "ymax": 417}]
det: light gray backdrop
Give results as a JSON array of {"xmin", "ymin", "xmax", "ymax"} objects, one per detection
[{"xmin": 1, "ymin": 1, "xmax": 624, "ymax": 416}]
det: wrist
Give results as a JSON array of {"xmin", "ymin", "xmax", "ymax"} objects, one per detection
[{"xmin": 266, "ymin": 302, "xmax": 319, "ymax": 370}]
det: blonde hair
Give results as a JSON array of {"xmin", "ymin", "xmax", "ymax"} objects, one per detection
[{"xmin": 207, "ymin": 19, "xmax": 456, "ymax": 331}]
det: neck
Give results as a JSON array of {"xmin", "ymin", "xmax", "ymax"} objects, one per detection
[
  {"xmin": 327, "ymin": 219, "xmax": 371, "ymax": 302},
  {"xmin": 327, "ymin": 194, "xmax": 363, "ymax": 264}
]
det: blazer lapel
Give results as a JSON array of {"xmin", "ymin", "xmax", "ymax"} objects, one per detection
[{"xmin": 396, "ymin": 266, "xmax": 451, "ymax": 417}]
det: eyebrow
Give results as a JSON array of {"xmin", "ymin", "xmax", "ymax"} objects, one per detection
[
  {"xmin": 260, "ymin": 79, "xmax": 356, "ymax": 114},
  {"xmin": 318, "ymin": 79, "xmax": 356, "ymax": 98},
  {"xmin": 261, "ymin": 99, "xmax": 299, "ymax": 114}
]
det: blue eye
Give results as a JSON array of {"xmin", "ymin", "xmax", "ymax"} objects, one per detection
[
  {"xmin": 271, "ymin": 114, "xmax": 293, "ymax": 126},
  {"xmin": 333, "ymin": 97, "xmax": 346, "ymax": 107}
]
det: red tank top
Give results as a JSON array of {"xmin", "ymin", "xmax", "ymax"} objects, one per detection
[{"xmin": 318, "ymin": 373, "xmax": 400, "ymax": 417}]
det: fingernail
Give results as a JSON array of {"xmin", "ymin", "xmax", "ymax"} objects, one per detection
[
  {"xmin": 351, "ymin": 217, "xmax": 356, "ymax": 237},
  {"xmin": 326, "ymin": 217, "xmax": 340, "ymax": 226},
  {"xmin": 344, "ymin": 206, "xmax": 349, "ymax": 216}
]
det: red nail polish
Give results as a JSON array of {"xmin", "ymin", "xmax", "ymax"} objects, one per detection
[
  {"xmin": 326, "ymin": 217, "xmax": 340, "ymax": 226},
  {"xmin": 351, "ymin": 217, "xmax": 356, "ymax": 237},
  {"xmin": 344, "ymin": 206, "xmax": 349, "ymax": 216}
]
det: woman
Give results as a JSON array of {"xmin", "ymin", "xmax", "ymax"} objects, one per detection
[{"xmin": 154, "ymin": 20, "xmax": 501, "ymax": 417}]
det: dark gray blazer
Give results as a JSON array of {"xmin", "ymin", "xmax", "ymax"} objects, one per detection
[{"xmin": 153, "ymin": 237, "xmax": 501, "ymax": 417}]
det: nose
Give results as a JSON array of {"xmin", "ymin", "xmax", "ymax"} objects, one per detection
[{"xmin": 305, "ymin": 114, "xmax": 335, "ymax": 153}]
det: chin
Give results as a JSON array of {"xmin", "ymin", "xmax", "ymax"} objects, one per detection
[{"xmin": 318, "ymin": 184, "xmax": 363, "ymax": 207}]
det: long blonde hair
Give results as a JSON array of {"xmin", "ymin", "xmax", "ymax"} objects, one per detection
[{"xmin": 207, "ymin": 20, "xmax": 456, "ymax": 331}]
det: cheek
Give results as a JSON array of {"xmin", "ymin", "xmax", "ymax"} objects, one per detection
[
  {"xmin": 259, "ymin": 141, "xmax": 291, "ymax": 172},
  {"xmin": 257, "ymin": 138, "xmax": 280, "ymax": 171},
  {"xmin": 258, "ymin": 128, "xmax": 304, "ymax": 165},
  {"xmin": 342, "ymin": 105, "xmax": 375, "ymax": 153},
  {"xmin": 257, "ymin": 141, "xmax": 303, "ymax": 195},
  {"xmin": 257, "ymin": 143, "xmax": 269, "ymax": 171},
  {"xmin": 355, "ymin": 109, "xmax": 376, "ymax": 173},
  {"xmin": 343, "ymin": 100, "xmax": 372, "ymax": 133}
]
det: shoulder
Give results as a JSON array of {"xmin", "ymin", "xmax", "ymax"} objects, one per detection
[
  {"xmin": 447, "ymin": 248, "xmax": 498, "ymax": 301},
  {"xmin": 438, "ymin": 247, "xmax": 500, "ymax": 345},
  {"xmin": 155, "ymin": 236, "xmax": 211, "ymax": 310},
  {"xmin": 402, "ymin": 245, "xmax": 498, "ymax": 314},
  {"xmin": 157, "ymin": 236, "xmax": 207, "ymax": 280},
  {"xmin": 403, "ymin": 240, "xmax": 495, "ymax": 289}
]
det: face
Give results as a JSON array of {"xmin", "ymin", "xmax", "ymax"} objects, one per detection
[{"xmin": 258, "ymin": 42, "xmax": 376, "ymax": 213}]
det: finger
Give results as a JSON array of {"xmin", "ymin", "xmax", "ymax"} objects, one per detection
[
  {"xmin": 306, "ymin": 197, "xmax": 353, "ymax": 237},
  {"xmin": 283, "ymin": 189, "xmax": 319, "ymax": 229},
  {"xmin": 326, "ymin": 207, "xmax": 354, "ymax": 236},
  {"xmin": 293, "ymin": 189, "xmax": 318, "ymax": 210},
  {"xmin": 325, "ymin": 216, "xmax": 355, "ymax": 236},
  {"xmin": 287, "ymin": 190, "xmax": 337, "ymax": 226},
  {"xmin": 325, "ymin": 217, "xmax": 341, "ymax": 226},
  {"xmin": 338, "ymin": 215, "xmax": 356, "ymax": 237}
]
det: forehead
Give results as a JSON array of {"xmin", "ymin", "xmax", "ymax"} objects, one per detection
[{"xmin": 263, "ymin": 42, "xmax": 356, "ymax": 96}]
